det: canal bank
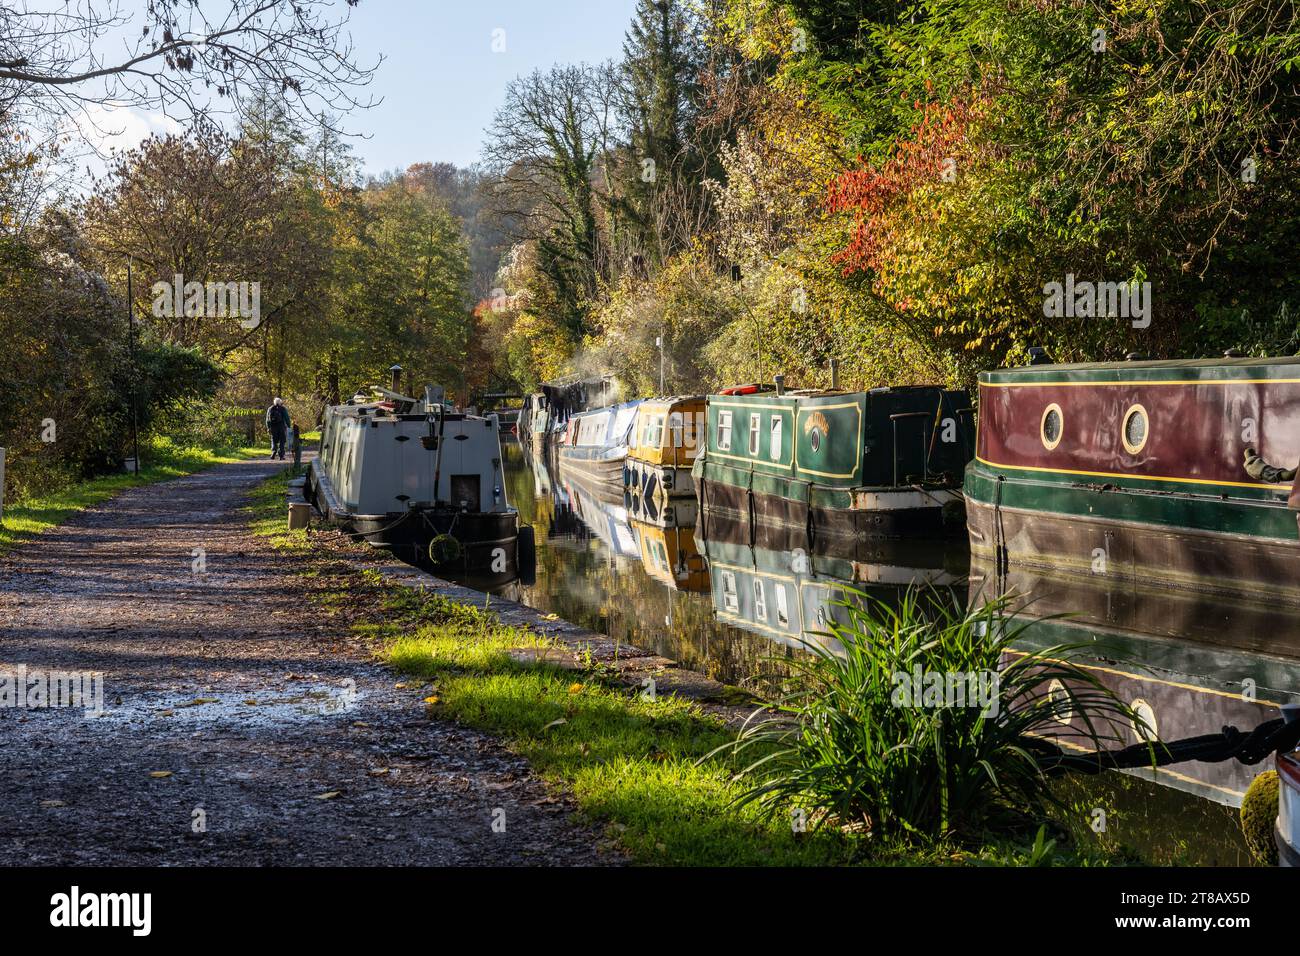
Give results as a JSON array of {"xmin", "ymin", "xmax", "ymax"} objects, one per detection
[{"xmin": 271, "ymin": 466, "xmax": 1176, "ymax": 865}]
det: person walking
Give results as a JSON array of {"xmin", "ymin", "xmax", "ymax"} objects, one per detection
[{"xmin": 266, "ymin": 398, "xmax": 291, "ymax": 461}]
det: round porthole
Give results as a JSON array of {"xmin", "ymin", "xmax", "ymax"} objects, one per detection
[
  {"xmin": 1130, "ymin": 698, "xmax": 1158, "ymax": 743},
  {"xmin": 1047, "ymin": 678, "xmax": 1074, "ymax": 726},
  {"xmin": 1040, "ymin": 403, "xmax": 1063, "ymax": 451},
  {"xmin": 1122, "ymin": 404, "xmax": 1149, "ymax": 455}
]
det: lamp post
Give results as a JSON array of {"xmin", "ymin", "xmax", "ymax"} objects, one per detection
[{"xmin": 125, "ymin": 257, "xmax": 140, "ymax": 476}]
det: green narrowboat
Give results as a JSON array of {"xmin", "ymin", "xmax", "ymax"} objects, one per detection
[
  {"xmin": 965, "ymin": 356, "xmax": 1300, "ymax": 606},
  {"xmin": 694, "ymin": 383, "xmax": 974, "ymax": 540}
]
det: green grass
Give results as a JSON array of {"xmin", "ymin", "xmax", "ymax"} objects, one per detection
[
  {"xmin": 240, "ymin": 472, "xmax": 1133, "ymax": 866},
  {"xmin": 0, "ymin": 436, "xmax": 268, "ymax": 555},
  {"xmin": 372, "ymin": 588, "xmax": 1117, "ymax": 866},
  {"xmin": 244, "ymin": 466, "xmax": 310, "ymax": 551}
]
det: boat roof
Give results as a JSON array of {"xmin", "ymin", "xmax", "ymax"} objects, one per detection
[{"xmin": 982, "ymin": 355, "xmax": 1300, "ymax": 384}]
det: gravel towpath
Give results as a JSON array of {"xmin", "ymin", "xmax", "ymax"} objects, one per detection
[{"xmin": 0, "ymin": 459, "xmax": 614, "ymax": 866}]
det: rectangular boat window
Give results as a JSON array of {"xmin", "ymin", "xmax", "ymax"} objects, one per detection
[
  {"xmin": 753, "ymin": 579, "xmax": 767, "ymax": 622},
  {"xmin": 775, "ymin": 585, "xmax": 789, "ymax": 626},
  {"xmin": 722, "ymin": 571, "xmax": 738, "ymax": 612},
  {"xmin": 748, "ymin": 413, "xmax": 761, "ymax": 456},
  {"xmin": 770, "ymin": 415, "xmax": 783, "ymax": 461},
  {"xmin": 717, "ymin": 411, "xmax": 733, "ymax": 451}
]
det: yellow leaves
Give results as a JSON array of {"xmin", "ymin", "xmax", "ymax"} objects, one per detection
[
  {"xmin": 568, "ymin": 683, "xmax": 584, "ymax": 695},
  {"xmin": 423, "ymin": 695, "xmax": 440, "ymax": 705},
  {"xmin": 149, "ymin": 771, "xmax": 173, "ymax": 779}
]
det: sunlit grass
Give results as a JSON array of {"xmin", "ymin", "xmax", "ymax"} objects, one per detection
[
  {"xmin": 0, "ymin": 436, "xmax": 267, "ymax": 555},
  {"xmin": 244, "ymin": 467, "xmax": 308, "ymax": 551}
]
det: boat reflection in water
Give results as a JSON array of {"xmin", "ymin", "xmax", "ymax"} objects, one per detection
[
  {"xmin": 503, "ymin": 442, "xmax": 1285, "ymax": 857},
  {"xmin": 694, "ymin": 511, "xmax": 965, "ymax": 655},
  {"xmin": 972, "ymin": 559, "xmax": 1300, "ymax": 808}
]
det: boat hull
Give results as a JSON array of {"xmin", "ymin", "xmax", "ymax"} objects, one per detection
[
  {"xmin": 697, "ymin": 457, "xmax": 965, "ymax": 541},
  {"xmin": 306, "ymin": 461, "xmax": 523, "ymax": 574}
]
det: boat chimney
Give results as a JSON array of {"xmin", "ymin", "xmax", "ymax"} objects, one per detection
[
  {"xmin": 389, "ymin": 364, "xmax": 403, "ymax": 392},
  {"xmin": 774, "ymin": 374, "xmax": 786, "ymax": 396},
  {"xmin": 829, "ymin": 359, "xmax": 840, "ymax": 390}
]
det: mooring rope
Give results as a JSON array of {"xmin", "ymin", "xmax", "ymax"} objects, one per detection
[{"xmin": 1034, "ymin": 714, "xmax": 1300, "ymax": 776}]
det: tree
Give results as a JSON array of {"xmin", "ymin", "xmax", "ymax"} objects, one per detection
[
  {"xmin": 483, "ymin": 63, "xmax": 622, "ymax": 340},
  {"xmin": 0, "ymin": 0, "xmax": 377, "ymax": 132}
]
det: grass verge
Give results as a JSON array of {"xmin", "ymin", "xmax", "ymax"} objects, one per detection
[
  {"xmin": 245, "ymin": 471, "xmax": 1133, "ymax": 867},
  {"xmin": 1, "ymin": 436, "xmax": 268, "ymax": 555}
]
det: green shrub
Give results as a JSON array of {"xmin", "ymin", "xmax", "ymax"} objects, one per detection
[
  {"xmin": 1241, "ymin": 770, "xmax": 1280, "ymax": 866},
  {"xmin": 715, "ymin": 588, "xmax": 1139, "ymax": 843}
]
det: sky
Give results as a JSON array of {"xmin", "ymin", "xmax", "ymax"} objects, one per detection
[
  {"xmin": 340, "ymin": 0, "xmax": 640, "ymax": 174},
  {"xmin": 60, "ymin": 0, "xmax": 640, "ymax": 184}
]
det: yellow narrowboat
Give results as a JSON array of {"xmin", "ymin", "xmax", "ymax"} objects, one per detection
[{"xmin": 624, "ymin": 396, "xmax": 706, "ymax": 524}]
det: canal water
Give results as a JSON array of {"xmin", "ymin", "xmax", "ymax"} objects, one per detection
[{"xmin": 484, "ymin": 440, "xmax": 1298, "ymax": 865}]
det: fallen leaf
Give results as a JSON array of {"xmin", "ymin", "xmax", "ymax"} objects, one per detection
[
  {"xmin": 149, "ymin": 771, "xmax": 173, "ymax": 779},
  {"xmin": 541, "ymin": 718, "xmax": 567, "ymax": 731},
  {"xmin": 40, "ymin": 799, "xmax": 65, "ymax": 808},
  {"xmin": 568, "ymin": 683, "xmax": 584, "ymax": 694},
  {"xmin": 423, "ymin": 695, "xmax": 439, "ymax": 705},
  {"xmin": 367, "ymin": 768, "xmax": 390, "ymax": 777},
  {"xmin": 314, "ymin": 790, "xmax": 342, "ymax": 800}
]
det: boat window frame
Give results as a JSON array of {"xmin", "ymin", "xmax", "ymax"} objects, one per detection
[
  {"xmin": 1040, "ymin": 403, "xmax": 1064, "ymax": 451},
  {"xmin": 1121, "ymin": 403, "xmax": 1150, "ymax": 455},
  {"xmin": 748, "ymin": 412, "xmax": 761, "ymax": 456},
  {"xmin": 721, "ymin": 570, "xmax": 738, "ymax": 612},
  {"xmin": 716, "ymin": 410, "xmax": 733, "ymax": 451},
  {"xmin": 753, "ymin": 578, "xmax": 767, "ymax": 622},
  {"xmin": 774, "ymin": 584, "xmax": 789, "ymax": 627},
  {"xmin": 769, "ymin": 414, "xmax": 783, "ymax": 461}
]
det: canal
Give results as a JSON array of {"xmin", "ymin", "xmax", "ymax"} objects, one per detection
[{"xmin": 483, "ymin": 439, "xmax": 1296, "ymax": 865}]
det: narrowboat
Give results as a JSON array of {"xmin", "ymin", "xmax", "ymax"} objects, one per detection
[
  {"xmin": 552, "ymin": 400, "xmax": 643, "ymax": 503},
  {"xmin": 1278, "ymin": 741, "xmax": 1300, "ymax": 866},
  {"xmin": 623, "ymin": 396, "xmax": 706, "ymax": 527},
  {"xmin": 694, "ymin": 381, "xmax": 974, "ymax": 541},
  {"xmin": 518, "ymin": 393, "xmax": 550, "ymax": 455},
  {"xmin": 965, "ymin": 356, "xmax": 1300, "ymax": 606},
  {"xmin": 972, "ymin": 558, "xmax": 1300, "ymax": 808},
  {"xmin": 306, "ymin": 380, "xmax": 535, "ymax": 580}
]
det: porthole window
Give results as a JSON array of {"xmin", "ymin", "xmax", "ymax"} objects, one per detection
[
  {"xmin": 1130, "ymin": 698, "xmax": 1158, "ymax": 743},
  {"xmin": 1040, "ymin": 403, "xmax": 1063, "ymax": 451},
  {"xmin": 1122, "ymin": 404, "xmax": 1149, "ymax": 455}
]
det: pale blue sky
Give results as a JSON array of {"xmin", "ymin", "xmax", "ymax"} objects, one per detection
[{"xmin": 342, "ymin": 0, "xmax": 640, "ymax": 174}]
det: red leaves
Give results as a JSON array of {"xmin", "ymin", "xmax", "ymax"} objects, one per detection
[{"xmin": 826, "ymin": 95, "xmax": 984, "ymax": 279}]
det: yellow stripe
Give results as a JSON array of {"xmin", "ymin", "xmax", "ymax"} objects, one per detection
[
  {"xmin": 1004, "ymin": 648, "xmax": 1286, "ymax": 706},
  {"xmin": 974, "ymin": 455, "xmax": 1292, "ymax": 492},
  {"xmin": 982, "ymin": 377, "xmax": 1300, "ymax": 388}
]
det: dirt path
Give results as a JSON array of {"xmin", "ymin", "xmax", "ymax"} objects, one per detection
[{"xmin": 0, "ymin": 459, "xmax": 614, "ymax": 866}]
